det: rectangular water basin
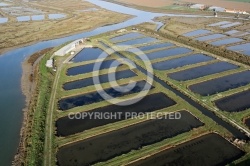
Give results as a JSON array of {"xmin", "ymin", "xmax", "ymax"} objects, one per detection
[
  {"xmin": 110, "ymin": 32, "xmax": 144, "ymax": 43},
  {"xmin": 140, "ymin": 47, "xmax": 192, "ymax": 60},
  {"xmin": 63, "ymin": 69, "xmax": 136, "ymax": 90},
  {"xmin": 195, "ymin": 34, "xmax": 226, "ymax": 41},
  {"xmin": 215, "ymin": 90, "xmax": 250, "ymax": 112},
  {"xmin": 58, "ymin": 80, "xmax": 153, "ymax": 110},
  {"xmin": 169, "ymin": 62, "xmax": 238, "ymax": 81},
  {"xmin": 57, "ymin": 110, "xmax": 203, "ymax": 166},
  {"xmin": 210, "ymin": 38, "xmax": 243, "ymax": 46},
  {"xmin": 189, "ymin": 70, "xmax": 250, "ymax": 96},
  {"xmin": 227, "ymin": 43, "xmax": 250, "ymax": 56},
  {"xmin": 116, "ymin": 37, "xmax": 158, "ymax": 46},
  {"xmin": 183, "ymin": 29, "xmax": 211, "ymax": 37},
  {"xmin": 129, "ymin": 133, "xmax": 244, "ymax": 166},
  {"xmin": 56, "ymin": 92, "xmax": 176, "ymax": 136},
  {"xmin": 153, "ymin": 54, "xmax": 213, "ymax": 70}
]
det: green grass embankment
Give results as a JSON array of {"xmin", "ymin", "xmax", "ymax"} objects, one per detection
[{"xmin": 24, "ymin": 51, "xmax": 54, "ymax": 165}]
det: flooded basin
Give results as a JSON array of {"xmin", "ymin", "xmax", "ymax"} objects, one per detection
[
  {"xmin": 0, "ymin": 2, "xmax": 10, "ymax": 6},
  {"xmin": 110, "ymin": 32, "xmax": 144, "ymax": 43},
  {"xmin": 17, "ymin": 16, "xmax": 30, "ymax": 22},
  {"xmin": 141, "ymin": 47, "xmax": 192, "ymax": 60},
  {"xmin": 116, "ymin": 37, "xmax": 158, "ymax": 45},
  {"xmin": 59, "ymin": 80, "xmax": 152, "ymax": 110},
  {"xmin": 208, "ymin": 21, "xmax": 231, "ymax": 27},
  {"xmin": 31, "ymin": 15, "xmax": 45, "ymax": 21},
  {"xmin": 183, "ymin": 29, "xmax": 211, "ymax": 37},
  {"xmin": 137, "ymin": 42, "xmax": 174, "ymax": 52},
  {"xmin": 220, "ymin": 22, "xmax": 241, "ymax": 29},
  {"xmin": 215, "ymin": 90, "xmax": 250, "ymax": 112},
  {"xmin": 57, "ymin": 110, "xmax": 203, "ymax": 166},
  {"xmin": 70, "ymin": 47, "xmax": 106, "ymax": 62},
  {"xmin": 129, "ymin": 133, "xmax": 244, "ymax": 166},
  {"xmin": 228, "ymin": 43, "xmax": 250, "ymax": 56},
  {"xmin": 0, "ymin": 18, "xmax": 8, "ymax": 23},
  {"xmin": 225, "ymin": 30, "xmax": 240, "ymax": 35},
  {"xmin": 169, "ymin": 62, "xmax": 238, "ymax": 81},
  {"xmin": 189, "ymin": 70, "xmax": 250, "ymax": 96},
  {"xmin": 152, "ymin": 54, "xmax": 213, "ymax": 70},
  {"xmin": 56, "ymin": 92, "xmax": 176, "ymax": 136},
  {"xmin": 244, "ymin": 117, "xmax": 250, "ymax": 129},
  {"xmin": 67, "ymin": 59, "xmax": 119, "ymax": 76},
  {"xmin": 210, "ymin": 38, "xmax": 243, "ymax": 46},
  {"xmin": 63, "ymin": 69, "xmax": 137, "ymax": 90},
  {"xmin": 49, "ymin": 13, "xmax": 66, "ymax": 19},
  {"xmin": 195, "ymin": 34, "xmax": 226, "ymax": 41}
]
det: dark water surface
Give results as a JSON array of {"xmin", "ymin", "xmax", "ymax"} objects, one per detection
[
  {"xmin": 189, "ymin": 70, "xmax": 250, "ymax": 96},
  {"xmin": 169, "ymin": 61, "xmax": 238, "ymax": 81}
]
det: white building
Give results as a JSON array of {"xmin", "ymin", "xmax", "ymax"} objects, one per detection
[
  {"xmin": 54, "ymin": 39, "xmax": 83, "ymax": 56},
  {"xmin": 209, "ymin": 6, "xmax": 225, "ymax": 12},
  {"xmin": 46, "ymin": 59, "xmax": 53, "ymax": 68},
  {"xmin": 190, "ymin": 4, "xmax": 205, "ymax": 10}
]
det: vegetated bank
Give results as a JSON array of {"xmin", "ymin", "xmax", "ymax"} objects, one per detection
[{"xmin": 14, "ymin": 48, "xmax": 55, "ymax": 165}]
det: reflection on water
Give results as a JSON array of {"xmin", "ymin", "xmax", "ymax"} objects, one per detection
[
  {"xmin": 0, "ymin": 18, "xmax": 8, "ymax": 23},
  {"xmin": 49, "ymin": 14, "xmax": 66, "ymax": 19},
  {"xmin": 31, "ymin": 15, "xmax": 45, "ymax": 21},
  {"xmin": 17, "ymin": 16, "xmax": 30, "ymax": 22}
]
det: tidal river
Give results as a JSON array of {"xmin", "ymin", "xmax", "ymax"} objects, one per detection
[{"xmin": 0, "ymin": 0, "xmax": 240, "ymax": 165}]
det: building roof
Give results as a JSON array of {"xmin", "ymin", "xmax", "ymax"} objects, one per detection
[{"xmin": 54, "ymin": 39, "xmax": 81, "ymax": 56}]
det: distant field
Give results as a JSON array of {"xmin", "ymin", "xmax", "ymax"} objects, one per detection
[
  {"xmin": 116, "ymin": 0, "xmax": 250, "ymax": 11},
  {"xmin": 227, "ymin": 0, "xmax": 250, "ymax": 2}
]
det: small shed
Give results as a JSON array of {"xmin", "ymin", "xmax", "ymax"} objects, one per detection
[{"xmin": 46, "ymin": 59, "xmax": 53, "ymax": 68}]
